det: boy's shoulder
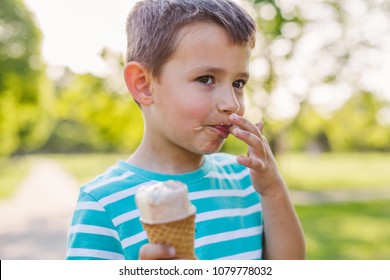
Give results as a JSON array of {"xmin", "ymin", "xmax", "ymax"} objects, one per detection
[{"xmin": 79, "ymin": 161, "xmax": 144, "ymax": 200}]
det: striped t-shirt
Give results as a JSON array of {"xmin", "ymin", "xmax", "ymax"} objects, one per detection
[{"xmin": 66, "ymin": 153, "xmax": 263, "ymax": 260}]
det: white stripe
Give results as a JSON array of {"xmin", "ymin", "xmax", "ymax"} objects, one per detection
[
  {"xmin": 216, "ymin": 249, "xmax": 263, "ymax": 260},
  {"xmin": 195, "ymin": 204, "xmax": 261, "ymax": 223},
  {"xmin": 112, "ymin": 209, "xmax": 140, "ymax": 227},
  {"xmin": 76, "ymin": 201, "xmax": 105, "ymax": 211},
  {"xmin": 99, "ymin": 181, "xmax": 157, "ymax": 206},
  {"xmin": 122, "ymin": 231, "xmax": 148, "ymax": 248},
  {"xmin": 189, "ymin": 187, "xmax": 254, "ymax": 200},
  {"xmin": 205, "ymin": 168, "xmax": 249, "ymax": 180},
  {"xmin": 195, "ymin": 226, "xmax": 262, "ymax": 248},
  {"xmin": 210, "ymin": 157, "xmax": 236, "ymax": 166},
  {"xmin": 67, "ymin": 248, "xmax": 125, "ymax": 260},
  {"xmin": 84, "ymin": 171, "xmax": 135, "ymax": 193},
  {"xmin": 69, "ymin": 224, "xmax": 119, "ymax": 240}
]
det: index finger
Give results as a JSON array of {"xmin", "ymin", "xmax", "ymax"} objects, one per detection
[{"xmin": 229, "ymin": 113, "xmax": 263, "ymax": 137}]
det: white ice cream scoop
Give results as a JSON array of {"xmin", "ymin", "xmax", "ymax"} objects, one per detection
[{"xmin": 135, "ymin": 180, "xmax": 196, "ymax": 224}]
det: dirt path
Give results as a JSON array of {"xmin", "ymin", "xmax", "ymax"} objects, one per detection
[{"xmin": 0, "ymin": 157, "xmax": 79, "ymax": 260}]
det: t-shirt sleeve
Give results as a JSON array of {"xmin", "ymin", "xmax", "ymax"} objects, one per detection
[{"xmin": 65, "ymin": 190, "xmax": 125, "ymax": 260}]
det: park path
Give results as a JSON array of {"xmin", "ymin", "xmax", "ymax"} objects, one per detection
[
  {"xmin": 0, "ymin": 157, "xmax": 79, "ymax": 260},
  {"xmin": 0, "ymin": 156, "xmax": 390, "ymax": 259}
]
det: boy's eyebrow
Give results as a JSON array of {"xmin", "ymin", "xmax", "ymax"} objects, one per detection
[{"xmin": 191, "ymin": 66, "xmax": 250, "ymax": 79}]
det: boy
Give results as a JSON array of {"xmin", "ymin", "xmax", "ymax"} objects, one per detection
[{"xmin": 66, "ymin": 0, "xmax": 305, "ymax": 260}]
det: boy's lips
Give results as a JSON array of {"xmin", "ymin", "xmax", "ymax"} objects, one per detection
[
  {"xmin": 207, "ymin": 124, "xmax": 232, "ymax": 138},
  {"xmin": 193, "ymin": 123, "xmax": 233, "ymax": 138}
]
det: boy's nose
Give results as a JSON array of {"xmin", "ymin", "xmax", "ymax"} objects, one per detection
[{"xmin": 217, "ymin": 86, "xmax": 241, "ymax": 115}]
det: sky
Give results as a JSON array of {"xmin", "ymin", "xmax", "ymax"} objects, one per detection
[{"xmin": 24, "ymin": 0, "xmax": 138, "ymax": 76}]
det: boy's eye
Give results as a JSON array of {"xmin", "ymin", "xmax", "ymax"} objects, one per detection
[
  {"xmin": 197, "ymin": 76, "xmax": 215, "ymax": 85},
  {"xmin": 233, "ymin": 80, "xmax": 246, "ymax": 89}
]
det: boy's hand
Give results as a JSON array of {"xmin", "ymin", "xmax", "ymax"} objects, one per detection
[
  {"xmin": 229, "ymin": 114, "xmax": 306, "ymax": 259},
  {"xmin": 139, "ymin": 243, "xmax": 176, "ymax": 260},
  {"xmin": 229, "ymin": 113, "xmax": 285, "ymax": 197}
]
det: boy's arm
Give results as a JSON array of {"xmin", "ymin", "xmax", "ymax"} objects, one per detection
[
  {"xmin": 260, "ymin": 181, "xmax": 306, "ymax": 259},
  {"xmin": 229, "ymin": 113, "xmax": 305, "ymax": 260}
]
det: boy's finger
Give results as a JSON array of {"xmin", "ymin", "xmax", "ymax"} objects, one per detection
[
  {"xmin": 231, "ymin": 127, "xmax": 264, "ymax": 152},
  {"xmin": 229, "ymin": 114, "xmax": 261, "ymax": 137},
  {"xmin": 139, "ymin": 244, "xmax": 176, "ymax": 260},
  {"xmin": 237, "ymin": 155, "xmax": 265, "ymax": 171},
  {"xmin": 255, "ymin": 122, "xmax": 264, "ymax": 134}
]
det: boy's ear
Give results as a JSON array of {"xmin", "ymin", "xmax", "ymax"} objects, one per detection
[{"xmin": 124, "ymin": 62, "xmax": 153, "ymax": 106}]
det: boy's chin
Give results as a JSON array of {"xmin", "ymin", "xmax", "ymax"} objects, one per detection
[{"xmin": 197, "ymin": 141, "xmax": 225, "ymax": 155}]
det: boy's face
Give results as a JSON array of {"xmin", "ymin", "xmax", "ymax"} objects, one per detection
[{"xmin": 145, "ymin": 22, "xmax": 251, "ymax": 156}]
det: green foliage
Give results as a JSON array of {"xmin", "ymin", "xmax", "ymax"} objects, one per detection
[
  {"xmin": 44, "ymin": 72, "xmax": 143, "ymax": 153},
  {"xmin": 0, "ymin": 156, "xmax": 31, "ymax": 198},
  {"xmin": 263, "ymin": 92, "xmax": 390, "ymax": 153},
  {"xmin": 326, "ymin": 92, "xmax": 390, "ymax": 152},
  {"xmin": 45, "ymin": 153, "xmax": 128, "ymax": 184},
  {"xmin": 0, "ymin": 0, "xmax": 55, "ymax": 156}
]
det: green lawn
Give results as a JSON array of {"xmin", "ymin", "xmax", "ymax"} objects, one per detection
[
  {"xmin": 277, "ymin": 153, "xmax": 390, "ymax": 190},
  {"xmin": 296, "ymin": 200, "xmax": 390, "ymax": 260}
]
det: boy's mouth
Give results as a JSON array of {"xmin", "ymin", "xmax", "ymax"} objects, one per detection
[
  {"xmin": 193, "ymin": 123, "xmax": 233, "ymax": 138},
  {"xmin": 207, "ymin": 123, "xmax": 233, "ymax": 138}
]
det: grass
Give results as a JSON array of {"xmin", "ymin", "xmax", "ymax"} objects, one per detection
[
  {"xmin": 296, "ymin": 200, "xmax": 390, "ymax": 260},
  {"xmin": 277, "ymin": 153, "xmax": 390, "ymax": 190},
  {"xmin": 0, "ymin": 156, "xmax": 31, "ymax": 198}
]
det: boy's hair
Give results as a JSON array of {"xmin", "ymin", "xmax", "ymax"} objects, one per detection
[{"xmin": 126, "ymin": 0, "xmax": 256, "ymax": 78}]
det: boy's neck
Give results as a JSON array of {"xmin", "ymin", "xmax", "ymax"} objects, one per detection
[{"xmin": 127, "ymin": 142, "xmax": 205, "ymax": 174}]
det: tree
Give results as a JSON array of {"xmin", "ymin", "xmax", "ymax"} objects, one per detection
[
  {"xmin": 46, "ymin": 61, "xmax": 143, "ymax": 153},
  {"xmin": 243, "ymin": 0, "xmax": 390, "ymax": 152},
  {"xmin": 327, "ymin": 92, "xmax": 390, "ymax": 152},
  {"xmin": 0, "ymin": 0, "xmax": 55, "ymax": 156}
]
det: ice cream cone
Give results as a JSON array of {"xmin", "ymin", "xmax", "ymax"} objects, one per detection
[
  {"xmin": 135, "ymin": 180, "xmax": 197, "ymax": 259},
  {"xmin": 141, "ymin": 213, "xmax": 196, "ymax": 259}
]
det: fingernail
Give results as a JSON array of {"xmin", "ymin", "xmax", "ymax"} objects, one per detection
[
  {"xmin": 230, "ymin": 113, "xmax": 239, "ymax": 120},
  {"xmin": 256, "ymin": 122, "xmax": 264, "ymax": 131}
]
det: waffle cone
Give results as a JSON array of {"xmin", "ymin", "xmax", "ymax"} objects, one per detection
[{"xmin": 142, "ymin": 214, "xmax": 196, "ymax": 259}]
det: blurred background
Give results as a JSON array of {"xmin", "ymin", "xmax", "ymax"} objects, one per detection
[{"xmin": 1, "ymin": 0, "xmax": 389, "ymax": 259}]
